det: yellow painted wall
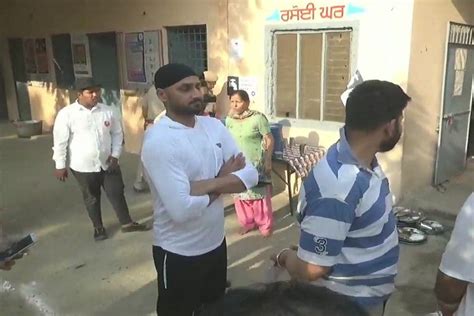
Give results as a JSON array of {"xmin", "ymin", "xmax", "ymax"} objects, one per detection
[
  {"xmin": 4, "ymin": 0, "xmax": 470, "ymax": 200},
  {"xmin": 223, "ymin": 0, "xmax": 414, "ymax": 200},
  {"xmin": 0, "ymin": 0, "xmax": 230, "ymax": 144},
  {"xmin": 28, "ymin": 84, "xmax": 71, "ymax": 130},
  {"xmin": 402, "ymin": 0, "xmax": 474, "ymax": 196},
  {"xmin": 121, "ymin": 94, "xmax": 143, "ymax": 154}
]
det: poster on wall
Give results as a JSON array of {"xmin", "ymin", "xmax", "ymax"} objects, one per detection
[
  {"xmin": 35, "ymin": 38, "xmax": 49, "ymax": 74},
  {"xmin": 144, "ymin": 31, "xmax": 162, "ymax": 84},
  {"xmin": 226, "ymin": 76, "xmax": 258, "ymax": 101},
  {"xmin": 125, "ymin": 32, "xmax": 146, "ymax": 83},
  {"xmin": 23, "ymin": 39, "xmax": 37, "ymax": 74},
  {"xmin": 227, "ymin": 76, "xmax": 239, "ymax": 95},
  {"xmin": 71, "ymin": 34, "xmax": 92, "ymax": 78},
  {"xmin": 122, "ymin": 30, "xmax": 162, "ymax": 87}
]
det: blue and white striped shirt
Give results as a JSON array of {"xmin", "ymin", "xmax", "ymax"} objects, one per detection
[{"xmin": 297, "ymin": 128, "xmax": 399, "ymax": 307}]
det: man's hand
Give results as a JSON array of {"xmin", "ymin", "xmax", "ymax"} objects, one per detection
[
  {"xmin": 271, "ymin": 248, "xmax": 293, "ymax": 267},
  {"xmin": 270, "ymin": 247, "xmax": 330, "ymax": 281},
  {"xmin": 218, "ymin": 153, "xmax": 246, "ymax": 177},
  {"xmin": 106, "ymin": 156, "xmax": 119, "ymax": 172},
  {"xmin": 144, "ymin": 119, "xmax": 154, "ymax": 130},
  {"xmin": 439, "ymin": 305, "xmax": 455, "ymax": 316},
  {"xmin": 271, "ymin": 245, "xmax": 298, "ymax": 265},
  {"xmin": 0, "ymin": 259, "xmax": 15, "ymax": 271},
  {"xmin": 435, "ymin": 270, "xmax": 467, "ymax": 316},
  {"xmin": 208, "ymin": 193, "xmax": 220, "ymax": 206},
  {"xmin": 54, "ymin": 168, "xmax": 68, "ymax": 182},
  {"xmin": 0, "ymin": 251, "xmax": 25, "ymax": 271},
  {"xmin": 189, "ymin": 153, "xmax": 250, "ymax": 197}
]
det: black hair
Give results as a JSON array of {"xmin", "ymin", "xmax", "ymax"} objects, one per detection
[
  {"xmin": 230, "ymin": 90, "xmax": 250, "ymax": 103},
  {"xmin": 345, "ymin": 80, "xmax": 411, "ymax": 131},
  {"xmin": 201, "ymin": 281, "xmax": 369, "ymax": 316}
]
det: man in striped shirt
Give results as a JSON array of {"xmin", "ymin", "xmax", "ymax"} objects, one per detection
[{"xmin": 272, "ymin": 80, "xmax": 411, "ymax": 316}]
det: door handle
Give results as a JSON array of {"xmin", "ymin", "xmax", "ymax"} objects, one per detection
[{"xmin": 442, "ymin": 110, "xmax": 471, "ymax": 119}]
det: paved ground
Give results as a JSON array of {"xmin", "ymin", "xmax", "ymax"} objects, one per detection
[{"xmin": 0, "ymin": 121, "xmax": 472, "ymax": 316}]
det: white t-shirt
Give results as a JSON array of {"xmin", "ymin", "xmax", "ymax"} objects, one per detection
[
  {"xmin": 141, "ymin": 115, "xmax": 258, "ymax": 256},
  {"xmin": 439, "ymin": 193, "xmax": 474, "ymax": 316}
]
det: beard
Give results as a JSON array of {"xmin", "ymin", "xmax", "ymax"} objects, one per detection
[
  {"xmin": 379, "ymin": 125, "xmax": 402, "ymax": 152},
  {"xmin": 171, "ymin": 100, "xmax": 204, "ymax": 116}
]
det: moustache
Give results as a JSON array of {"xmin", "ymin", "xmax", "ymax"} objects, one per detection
[{"xmin": 189, "ymin": 99, "xmax": 204, "ymax": 106}]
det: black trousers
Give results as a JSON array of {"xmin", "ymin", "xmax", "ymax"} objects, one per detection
[
  {"xmin": 153, "ymin": 239, "xmax": 227, "ymax": 316},
  {"xmin": 71, "ymin": 167, "xmax": 132, "ymax": 228}
]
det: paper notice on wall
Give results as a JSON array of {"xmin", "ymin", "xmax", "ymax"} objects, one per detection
[
  {"xmin": 453, "ymin": 48, "xmax": 467, "ymax": 96},
  {"xmin": 239, "ymin": 76, "xmax": 258, "ymax": 100},
  {"xmin": 230, "ymin": 38, "xmax": 244, "ymax": 61},
  {"xmin": 71, "ymin": 34, "xmax": 92, "ymax": 78}
]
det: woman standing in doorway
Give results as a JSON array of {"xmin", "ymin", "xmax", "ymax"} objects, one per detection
[{"xmin": 226, "ymin": 90, "xmax": 274, "ymax": 237}]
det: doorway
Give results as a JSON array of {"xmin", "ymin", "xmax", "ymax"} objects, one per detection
[
  {"xmin": 88, "ymin": 32, "xmax": 121, "ymax": 109},
  {"xmin": 0, "ymin": 69, "xmax": 8, "ymax": 120},
  {"xmin": 8, "ymin": 38, "xmax": 32, "ymax": 121},
  {"xmin": 434, "ymin": 23, "xmax": 474, "ymax": 185}
]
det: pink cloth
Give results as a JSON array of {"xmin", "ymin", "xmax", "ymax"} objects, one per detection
[{"xmin": 234, "ymin": 186, "xmax": 273, "ymax": 235}]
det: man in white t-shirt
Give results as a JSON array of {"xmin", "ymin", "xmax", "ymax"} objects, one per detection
[
  {"xmin": 141, "ymin": 63, "xmax": 258, "ymax": 316},
  {"xmin": 435, "ymin": 193, "xmax": 474, "ymax": 316}
]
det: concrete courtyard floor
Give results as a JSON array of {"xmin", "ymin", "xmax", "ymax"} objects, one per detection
[{"xmin": 1, "ymin": 121, "xmax": 473, "ymax": 315}]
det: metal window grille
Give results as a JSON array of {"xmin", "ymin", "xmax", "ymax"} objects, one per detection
[
  {"xmin": 167, "ymin": 25, "xmax": 208, "ymax": 74},
  {"xmin": 448, "ymin": 22, "xmax": 474, "ymax": 46}
]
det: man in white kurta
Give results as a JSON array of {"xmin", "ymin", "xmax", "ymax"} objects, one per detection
[{"xmin": 53, "ymin": 78, "xmax": 147, "ymax": 241}]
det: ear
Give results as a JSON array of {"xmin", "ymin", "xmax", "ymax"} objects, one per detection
[
  {"xmin": 385, "ymin": 118, "xmax": 398, "ymax": 136},
  {"xmin": 156, "ymin": 88, "xmax": 168, "ymax": 103}
]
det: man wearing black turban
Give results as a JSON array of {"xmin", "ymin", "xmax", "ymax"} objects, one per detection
[{"xmin": 141, "ymin": 63, "xmax": 258, "ymax": 315}]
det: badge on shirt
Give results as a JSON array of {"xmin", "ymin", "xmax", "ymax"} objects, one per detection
[
  {"xmin": 104, "ymin": 121, "xmax": 110, "ymax": 127},
  {"xmin": 313, "ymin": 237, "xmax": 328, "ymax": 255}
]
